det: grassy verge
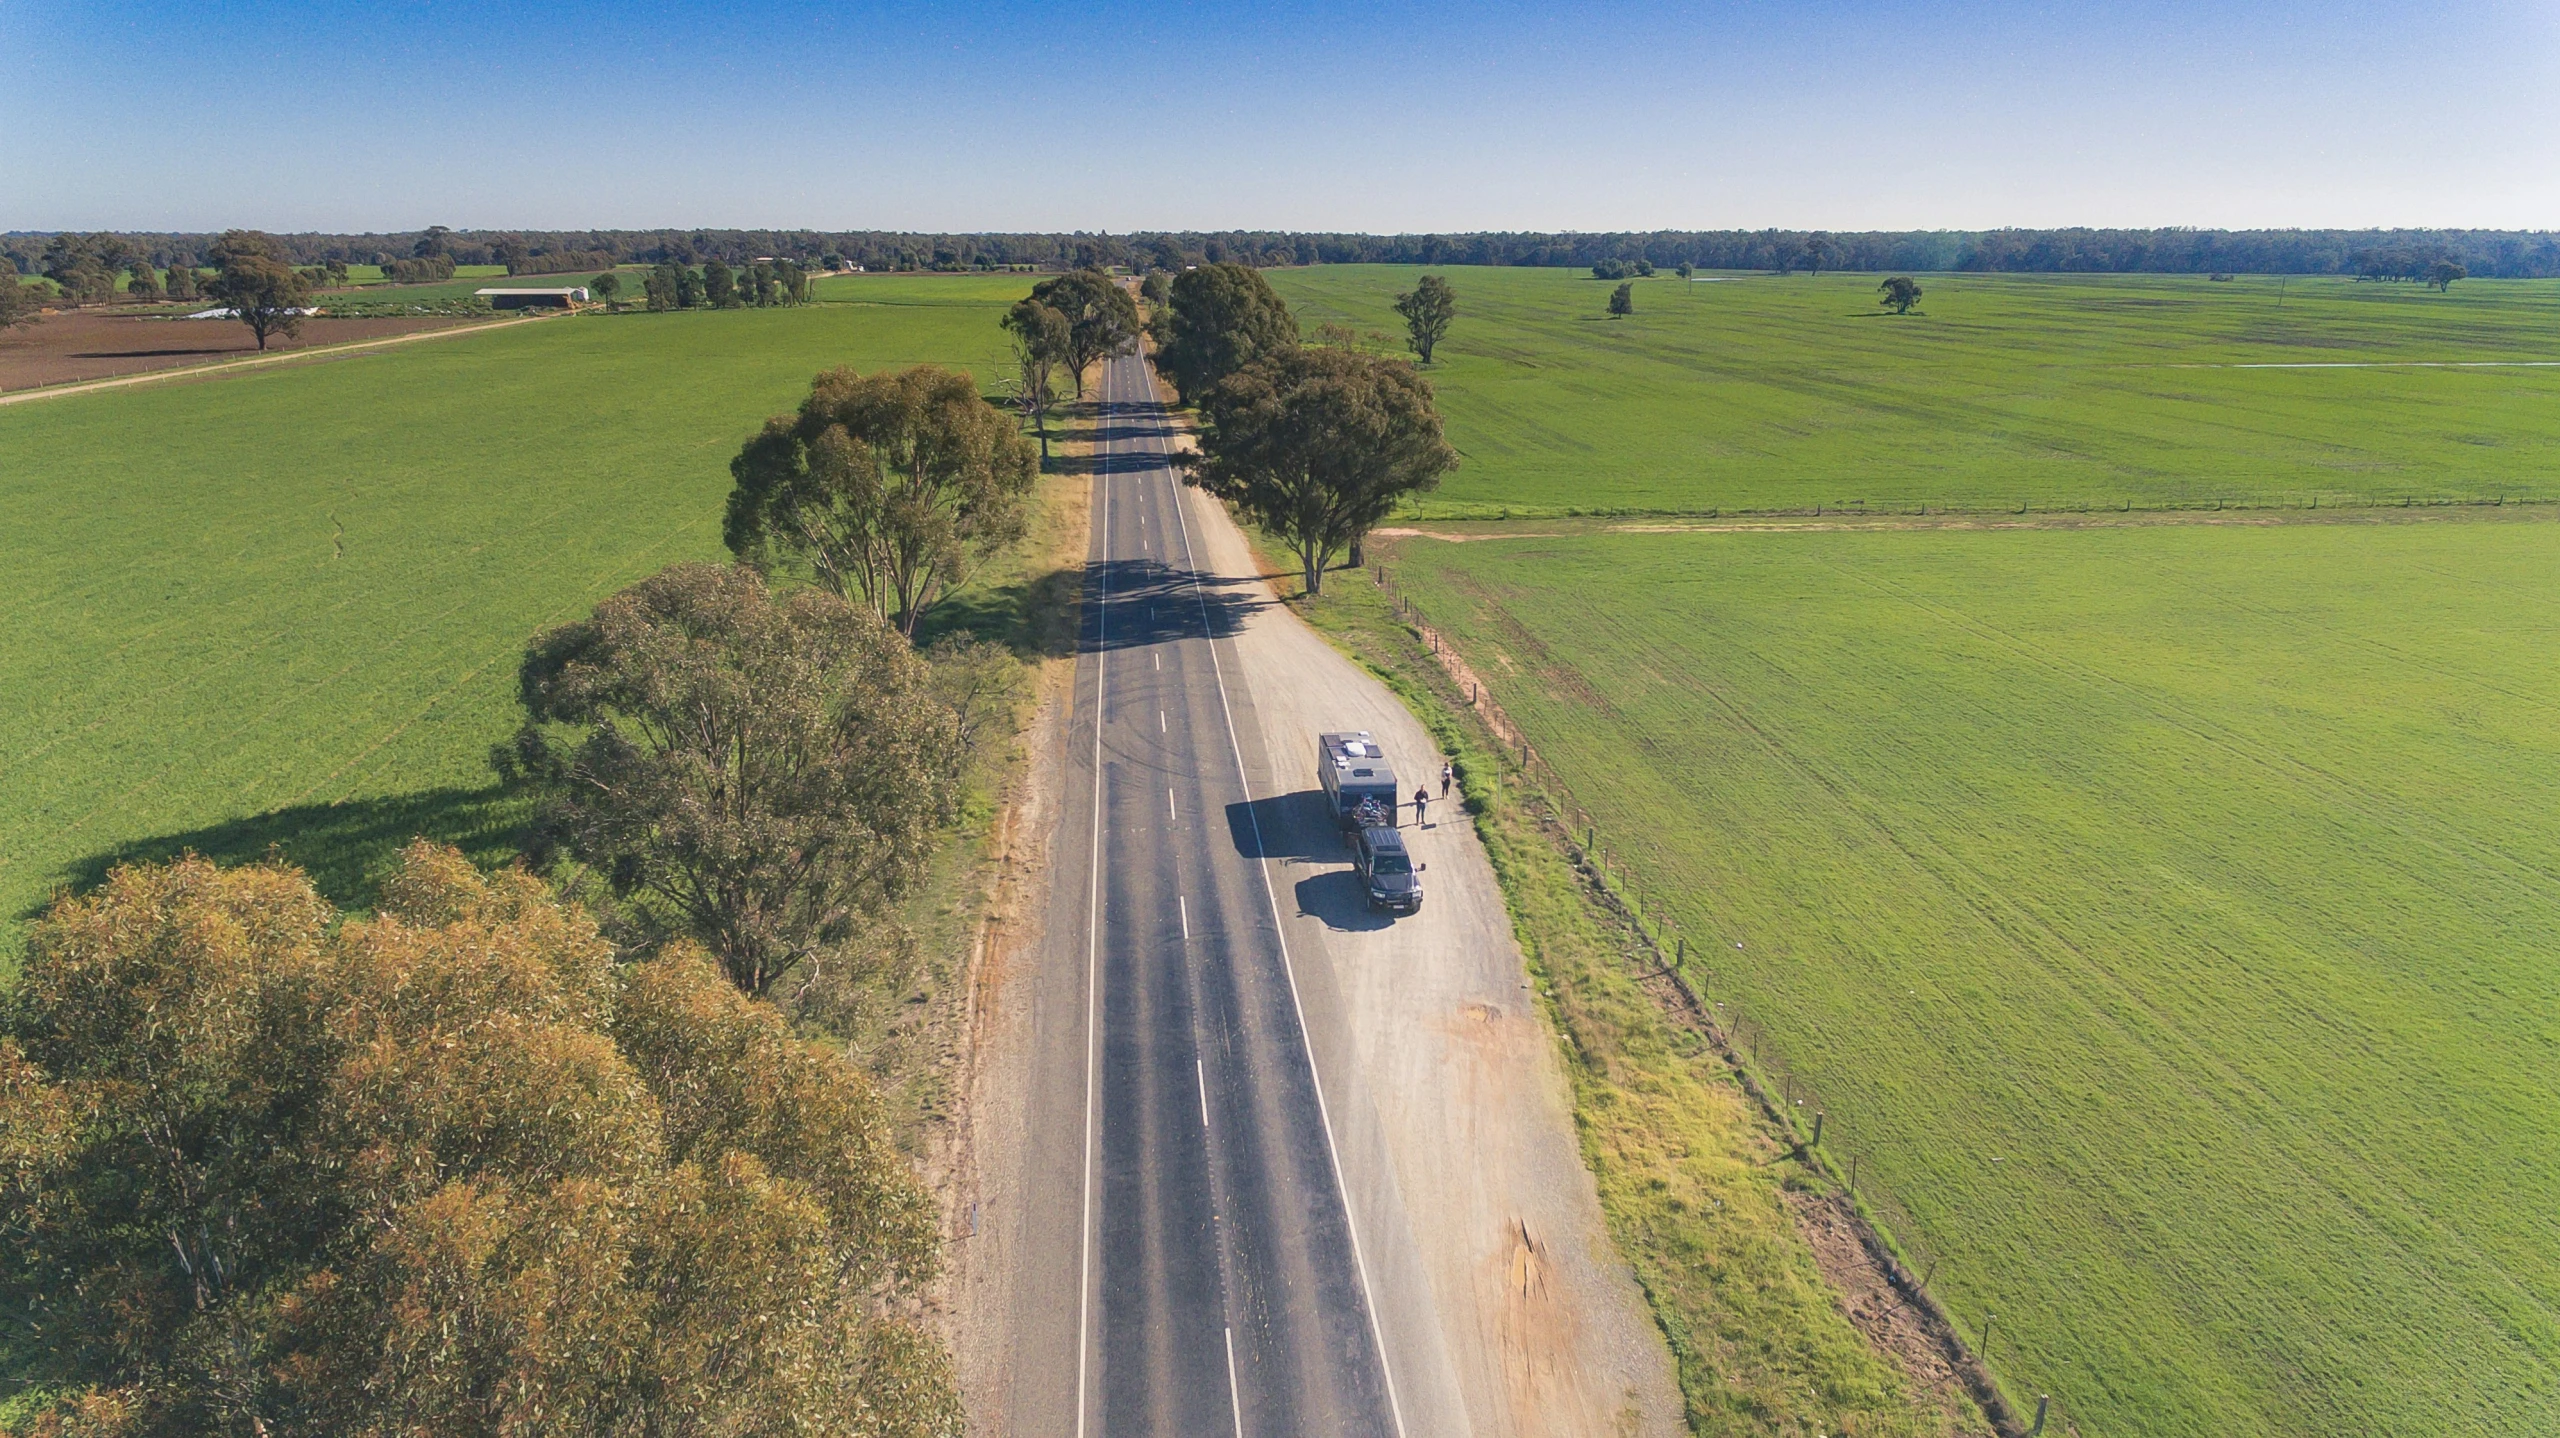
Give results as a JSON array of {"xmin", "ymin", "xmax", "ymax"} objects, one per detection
[{"xmin": 1246, "ymin": 538, "xmax": 1979, "ymax": 1438}]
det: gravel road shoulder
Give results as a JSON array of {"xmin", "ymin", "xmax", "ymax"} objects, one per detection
[{"xmin": 1174, "ymin": 485, "xmax": 1685, "ymax": 1437}]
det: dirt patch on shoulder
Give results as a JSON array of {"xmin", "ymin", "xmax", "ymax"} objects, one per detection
[
  {"xmin": 0, "ymin": 310, "xmax": 488, "ymax": 392},
  {"xmin": 1783, "ymin": 1188, "xmax": 1985, "ymax": 1432}
]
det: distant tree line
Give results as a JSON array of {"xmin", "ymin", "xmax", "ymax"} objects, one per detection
[
  {"xmin": 380, "ymin": 253, "xmax": 456, "ymax": 283},
  {"xmin": 509, "ymin": 246, "xmax": 617, "ymax": 275},
  {"xmin": 15, "ymin": 225, "xmax": 2560, "ymax": 280}
]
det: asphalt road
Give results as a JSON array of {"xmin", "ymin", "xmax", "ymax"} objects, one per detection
[{"xmin": 1011, "ymin": 348, "xmax": 1408, "ymax": 1437}]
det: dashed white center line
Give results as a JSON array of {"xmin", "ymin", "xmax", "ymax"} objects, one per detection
[
  {"xmin": 1198, "ymin": 1058, "xmax": 1210, "ymax": 1128},
  {"xmin": 1154, "ymin": 652, "xmax": 1161, "ymax": 670},
  {"xmin": 1179, "ymin": 894, "xmax": 1190, "ymax": 939},
  {"xmin": 1168, "ymin": 788, "xmax": 1177, "ymax": 823},
  {"xmin": 1160, "ymin": 710, "xmax": 1166, "ymax": 733}
]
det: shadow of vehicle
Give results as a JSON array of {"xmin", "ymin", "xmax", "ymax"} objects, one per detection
[
  {"xmin": 1294, "ymin": 868, "xmax": 1394, "ymax": 933},
  {"xmin": 1226, "ymin": 792, "xmax": 1357, "ymax": 864}
]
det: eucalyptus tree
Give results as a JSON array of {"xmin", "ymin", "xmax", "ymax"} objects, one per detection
[
  {"xmin": 725, "ymin": 364, "xmax": 1039, "ymax": 636},
  {"xmin": 1392, "ymin": 273, "xmax": 1457, "ymax": 364},
  {"xmin": 1183, "ymin": 347, "xmax": 1457, "ymax": 595},
  {"xmin": 511, "ymin": 563, "xmax": 966, "ymax": 997},
  {"xmin": 2, "ymin": 842, "xmax": 958, "ymax": 1437},
  {"xmin": 1027, "ymin": 267, "xmax": 1139, "ymax": 397},
  {"xmin": 202, "ymin": 230, "xmax": 311, "ymax": 350},
  {"xmin": 1154, "ymin": 261, "xmax": 1300, "ymax": 404}
]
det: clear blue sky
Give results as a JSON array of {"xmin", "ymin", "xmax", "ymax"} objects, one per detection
[{"xmin": 6, "ymin": 0, "xmax": 2554, "ymax": 233}]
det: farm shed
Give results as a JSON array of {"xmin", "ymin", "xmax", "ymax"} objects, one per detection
[{"xmin": 474, "ymin": 287, "xmax": 588, "ymax": 310}]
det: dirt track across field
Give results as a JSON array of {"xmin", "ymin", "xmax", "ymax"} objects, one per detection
[{"xmin": 0, "ymin": 309, "xmax": 525, "ymax": 400}]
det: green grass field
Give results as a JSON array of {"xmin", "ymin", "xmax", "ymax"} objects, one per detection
[
  {"xmin": 0, "ymin": 275, "xmax": 1034, "ymax": 960},
  {"xmin": 1268, "ymin": 266, "xmax": 2560, "ymax": 517},
  {"xmin": 1384, "ymin": 516, "xmax": 2560, "ymax": 1436}
]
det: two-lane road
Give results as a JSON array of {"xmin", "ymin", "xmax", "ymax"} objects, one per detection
[{"xmin": 1012, "ymin": 347, "xmax": 1407, "ymax": 1437}]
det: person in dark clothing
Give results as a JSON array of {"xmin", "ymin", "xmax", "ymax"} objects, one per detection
[
  {"xmin": 1440, "ymin": 761, "xmax": 1454, "ymax": 797},
  {"xmin": 1413, "ymin": 786, "xmax": 1431, "ymax": 827}
]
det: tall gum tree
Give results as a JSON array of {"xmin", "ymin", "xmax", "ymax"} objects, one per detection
[
  {"xmin": 1153, "ymin": 261, "xmax": 1300, "ymax": 405},
  {"xmin": 508, "ymin": 562, "xmax": 966, "ymax": 997},
  {"xmin": 1182, "ymin": 347, "xmax": 1457, "ymax": 596},
  {"xmin": 202, "ymin": 229, "xmax": 311, "ymax": 350},
  {"xmin": 725, "ymin": 364, "xmax": 1039, "ymax": 637},
  {"xmin": 1393, "ymin": 274, "xmax": 1457, "ymax": 364},
  {"xmin": 1027, "ymin": 268, "xmax": 1138, "ymax": 398}
]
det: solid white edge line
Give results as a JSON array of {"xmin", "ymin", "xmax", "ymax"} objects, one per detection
[
  {"xmin": 1161, "ymin": 366, "xmax": 1412, "ymax": 1438},
  {"xmin": 1073, "ymin": 369, "xmax": 1115, "ymax": 1438},
  {"xmin": 1226, "ymin": 1324, "xmax": 1247, "ymax": 1438}
]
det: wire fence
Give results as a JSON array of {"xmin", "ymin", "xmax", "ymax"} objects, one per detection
[{"xmin": 1371, "ymin": 560, "xmax": 2059, "ymax": 1438}]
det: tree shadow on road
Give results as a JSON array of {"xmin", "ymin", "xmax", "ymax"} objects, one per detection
[{"xmin": 1079, "ymin": 557, "xmax": 1269, "ymax": 653}]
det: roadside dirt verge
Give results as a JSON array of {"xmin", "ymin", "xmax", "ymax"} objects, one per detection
[
  {"xmin": 1373, "ymin": 496, "xmax": 2560, "ymax": 542},
  {"xmin": 926, "ymin": 448, "xmax": 1092, "ymax": 1437},
  {"xmin": 1155, "ymin": 398, "xmax": 1685, "ymax": 1431}
]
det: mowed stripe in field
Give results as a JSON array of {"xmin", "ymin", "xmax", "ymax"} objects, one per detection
[
  {"xmin": 1269, "ymin": 266, "xmax": 2560, "ymax": 516},
  {"xmin": 0, "ymin": 281, "xmax": 1031, "ymax": 957},
  {"xmin": 1393, "ymin": 518, "xmax": 2560, "ymax": 1438}
]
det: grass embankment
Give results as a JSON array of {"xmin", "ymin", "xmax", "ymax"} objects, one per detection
[
  {"xmin": 1267, "ymin": 265, "xmax": 2560, "ymax": 517},
  {"xmin": 1373, "ymin": 518, "xmax": 2560, "ymax": 1438},
  {"xmin": 1243, "ymin": 548, "xmax": 1974, "ymax": 1438},
  {"xmin": 0, "ymin": 275, "xmax": 1038, "ymax": 964}
]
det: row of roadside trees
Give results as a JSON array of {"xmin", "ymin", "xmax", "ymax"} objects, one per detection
[
  {"xmin": 1149, "ymin": 263, "xmax": 1462, "ymax": 594},
  {"xmin": 998, "ymin": 269, "xmax": 1142, "ymax": 461}
]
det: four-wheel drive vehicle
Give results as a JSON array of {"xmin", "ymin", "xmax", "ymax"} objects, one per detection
[
  {"xmin": 1317, "ymin": 731, "xmax": 1400, "ymax": 833},
  {"xmin": 1354, "ymin": 825, "xmax": 1425, "ymax": 914}
]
